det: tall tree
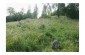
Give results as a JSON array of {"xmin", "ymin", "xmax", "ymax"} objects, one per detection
[
  {"xmin": 65, "ymin": 3, "xmax": 79, "ymax": 19},
  {"xmin": 41, "ymin": 4, "xmax": 48, "ymax": 18},
  {"xmin": 52, "ymin": 3, "xmax": 57, "ymax": 11},
  {"xmin": 7, "ymin": 7, "xmax": 15, "ymax": 16},
  {"xmin": 26, "ymin": 5, "xmax": 32, "ymax": 18},
  {"xmin": 46, "ymin": 3, "xmax": 52, "ymax": 15},
  {"xmin": 33, "ymin": 4, "xmax": 38, "ymax": 18},
  {"xmin": 20, "ymin": 8, "xmax": 25, "ymax": 15},
  {"xmin": 51, "ymin": 3, "xmax": 65, "ymax": 18},
  {"xmin": 57, "ymin": 3, "xmax": 65, "ymax": 18}
]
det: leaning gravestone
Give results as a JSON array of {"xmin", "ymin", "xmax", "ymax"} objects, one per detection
[{"xmin": 52, "ymin": 40, "xmax": 61, "ymax": 50}]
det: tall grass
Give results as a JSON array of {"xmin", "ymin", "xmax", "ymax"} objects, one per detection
[{"xmin": 6, "ymin": 16, "xmax": 79, "ymax": 52}]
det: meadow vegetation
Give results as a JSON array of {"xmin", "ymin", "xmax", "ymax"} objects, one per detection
[{"xmin": 6, "ymin": 16, "xmax": 79, "ymax": 52}]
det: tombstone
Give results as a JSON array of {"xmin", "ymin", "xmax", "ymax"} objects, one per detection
[{"xmin": 52, "ymin": 40, "xmax": 61, "ymax": 50}]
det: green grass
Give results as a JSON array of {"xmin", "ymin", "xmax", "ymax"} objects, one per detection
[{"xmin": 6, "ymin": 16, "xmax": 79, "ymax": 52}]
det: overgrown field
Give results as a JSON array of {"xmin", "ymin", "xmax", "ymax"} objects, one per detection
[{"xmin": 6, "ymin": 16, "xmax": 79, "ymax": 52}]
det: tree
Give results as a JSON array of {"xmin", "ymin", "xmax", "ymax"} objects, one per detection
[
  {"xmin": 20, "ymin": 8, "xmax": 25, "ymax": 15},
  {"xmin": 46, "ymin": 3, "xmax": 52, "ymax": 17},
  {"xmin": 46, "ymin": 3, "xmax": 52, "ymax": 14},
  {"xmin": 41, "ymin": 4, "xmax": 48, "ymax": 18},
  {"xmin": 57, "ymin": 3, "xmax": 65, "ymax": 18},
  {"xmin": 25, "ymin": 6, "xmax": 32, "ymax": 18},
  {"xmin": 6, "ymin": 7, "xmax": 25, "ymax": 22},
  {"xmin": 33, "ymin": 4, "xmax": 38, "ymax": 18},
  {"xmin": 7, "ymin": 7, "xmax": 15, "ymax": 22},
  {"xmin": 7, "ymin": 7, "xmax": 15, "ymax": 16},
  {"xmin": 65, "ymin": 3, "xmax": 79, "ymax": 19},
  {"xmin": 52, "ymin": 3, "xmax": 57, "ymax": 11},
  {"xmin": 51, "ymin": 3, "xmax": 65, "ymax": 18}
]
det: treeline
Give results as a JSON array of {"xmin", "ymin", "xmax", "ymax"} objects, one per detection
[
  {"xmin": 6, "ymin": 8, "xmax": 31, "ymax": 22},
  {"xmin": 6, "ymin": 4, "xmax": 38, "ymax": 22},
  {"xmin": 6, "ymin": 3, "xmax": 79, "ymax": 22},
  {"xmin": 41, "ymin": 3, "xmax": 79, "ymax": 19}
]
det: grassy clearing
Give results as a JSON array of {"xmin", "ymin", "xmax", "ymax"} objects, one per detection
[{"xmin": 6, "ymin": 16, "xmax": 79, "ymax": 52}]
